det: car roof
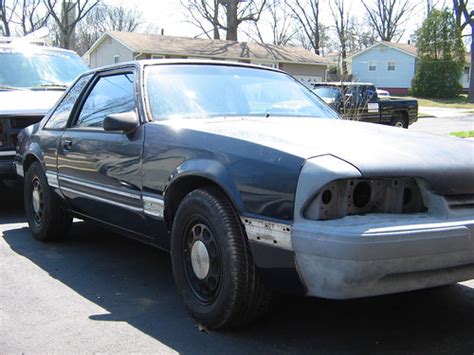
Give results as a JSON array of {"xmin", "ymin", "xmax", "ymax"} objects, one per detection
[
  {"xmin": 89, "ymin": 58, "xmax": 286, "ymax": 76},
  {"xmin": 313, "ymin": 81, "xmax": 375, "ymax": 86}
]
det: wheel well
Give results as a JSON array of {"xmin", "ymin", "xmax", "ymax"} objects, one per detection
[
  {"xmin": 23, "ymin": 154, "xmax": 39, "ymax": 173},
  {"xmin": 392, "ymin": 110, "xmax": 408, "ymax": 125},
  {"xmin": 164, "ymin": 176, "xmax": 235, "ymax": 230}
]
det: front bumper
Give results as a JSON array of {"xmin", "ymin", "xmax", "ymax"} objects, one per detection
[{"xmin": 292, "ymin": 214, "xmax": 474, "ymax": 299}]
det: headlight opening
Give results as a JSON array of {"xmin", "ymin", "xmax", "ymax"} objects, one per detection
[{"xmin": 305, "ymin": 178, "xmax": 426, "ymax": 220}]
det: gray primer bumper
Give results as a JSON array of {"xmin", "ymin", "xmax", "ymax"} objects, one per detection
[
  {"xmin": 292, "ymin": 155, "xmax": 474, "ymax": 299},
  {"xmin": 292, "ymin": 216, "xmax": 474, "ymax": 299}
]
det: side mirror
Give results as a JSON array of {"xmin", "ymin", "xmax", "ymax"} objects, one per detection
[{"xmin": 103, "ymin": 111, "xmax": 139, "ymax": 133}]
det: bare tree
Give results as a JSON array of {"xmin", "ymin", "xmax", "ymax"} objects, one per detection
[
  {"xmin": 330, "ymin": 0, "xmax": 351, "ymax": 75},
  {"xmin": 13, "ymin": 0, "xmax": 49, "ymax": 35},
  {"xmin": 346, "ymin": 17, "xmax": 377, "ymax": 53},
  {"xmin": 285, "ymin": 0, "xmax": 322, "ymax": 54},
  {"xmin": 250, "ymin": 0, "xmax": 296, "ymax": 45},
  {"xmin": 45, "ymin": 0, "xmax": 100, "ymax": 50},
  {"xmin": 75, "ymin": 3, "xmax": 145, "ymax": 55},
  {"xmin": 0, "ymin": 0, "xmax": 19, "ymax": 36},
  {"xmin": 180, "ymin": 0, "xmax": 267, "ymax": 41},
  {"xmin": 362, "ymin": 0, "xmax": 415, "ymax": 42},
  {"xmin": 180, "ymin": 0, "xmax": 222, "ymax": 39},
  {"xmin": 453, "ymin": 0, "xmax": 474, "ymax": 102}
]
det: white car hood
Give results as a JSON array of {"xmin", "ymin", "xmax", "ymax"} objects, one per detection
[{"xmin": 0, "ymin": 90, "xmax": 64, "ymax": 116}]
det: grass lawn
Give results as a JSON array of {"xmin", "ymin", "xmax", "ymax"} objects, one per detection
[
  {"xmin": 405, "ymin": 94, "xmax": 474, "ymax": 109},
  {"xmin": 450, "ymin": 130, "xmax": 474, "ymax": 138}
]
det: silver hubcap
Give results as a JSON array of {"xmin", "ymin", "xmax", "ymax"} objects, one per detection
[
  {"xmin": 31, "ymin": 178, "xmax": 44, "ymax": 224},
  {"xmin": 190, "ymin": 240, "xmax": 210, "ymax": 279},
  {"xmin": 395, "ymin": 121, "xmax": 404, "ymax": 128},
  {"xmin": 32, "ymin": 187, "xmax": 41, "ymax": 213}
]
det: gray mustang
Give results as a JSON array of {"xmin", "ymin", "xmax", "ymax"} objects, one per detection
[{"xmin": 15, "ymin": 60, "xmax": 474, "ymax": 329}]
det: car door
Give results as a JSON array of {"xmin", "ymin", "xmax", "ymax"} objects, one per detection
[
  {"xmin": 363, "ymin": 85, "xmax": 381, "ymax": 123},
  {"xmin": 57, "ymin": 68, "xmax": 149, "ymax": 238}
]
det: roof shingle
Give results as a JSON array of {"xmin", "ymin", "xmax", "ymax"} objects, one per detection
[{"xmin": 107, "ymin": 31, "xmax": 329, "ymax": 65}]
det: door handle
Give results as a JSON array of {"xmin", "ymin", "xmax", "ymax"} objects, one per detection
[{"xmin": 62, "ymin": 139, "xmax": 73, "ymax": 150}]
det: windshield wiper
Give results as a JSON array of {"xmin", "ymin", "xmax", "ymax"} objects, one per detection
[
  {"xmin": 0, "ymin": 84, "xmax": 29, "ymax": 91},
  {"xmin": 32, "ymin": 83, "xmax": 69, "ymax": 90}
]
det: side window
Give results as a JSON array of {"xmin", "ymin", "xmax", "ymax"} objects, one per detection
[
  {"xmin": 74, "ymin": 73, "xmax": 135, "ymax": 129},
  {"xmin": 44, "ymin": 74, "xmax": 92, "ymax": 129}
]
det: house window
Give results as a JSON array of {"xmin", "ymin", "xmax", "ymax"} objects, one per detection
[
  {"xmin": 388, "ymin": 60, "xmax": 396, "ymax": 71},
  {"xmin": 151, "ymin": 54, "xmax": 165, "ymax": 59},
  {"xmin": 113, "ymin": 55, "xmax": 120, "ymax": 64},
  {"xmin": 368, "ymin": 62, "xmax": 376, "ymax": 71}
]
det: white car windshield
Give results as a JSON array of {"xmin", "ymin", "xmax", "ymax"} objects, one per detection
[
  {"xmin": 0, "ymin": 46, "xmax": 88, "ymax": 90},
  {"xmin": 145, "ymin": 64, "xmax": 339, "ymax": 120}
]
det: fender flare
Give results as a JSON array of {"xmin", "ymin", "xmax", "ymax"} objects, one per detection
[{"xmin": 163, "ymin": 158, "xmax": 245, "ymax": 215}]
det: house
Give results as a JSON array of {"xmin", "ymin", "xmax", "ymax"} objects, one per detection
[
  {"xmin": 83, "ymin": 31, "xmax": 329, "ymax": 86},
  {"xmin": 348, "ymin": 41, "xmax": 471, "ymax": 95},
  {"xmin": 323, "ymin": 51, "xmax": 354, "ymax": 80}
]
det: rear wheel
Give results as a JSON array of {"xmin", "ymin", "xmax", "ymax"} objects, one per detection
[
  {"xmin": 24, "ymin": 162, "xmax": 72, "ymax": 241},
  {"xmin": 390, "ymin": 112, "xmax": 408, "ymax": 128},
  {"xmin": 170, "ymin": 187, "xmax": 270, "ymax": 329}
]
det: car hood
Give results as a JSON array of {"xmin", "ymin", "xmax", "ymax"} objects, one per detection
[
  {"xmin": 0, "ymin": 90, "xmax": 63, "ymax": 116},
  {"xmin": 163, "ymin": 116, "xmax": 474, "ymax": 195}
]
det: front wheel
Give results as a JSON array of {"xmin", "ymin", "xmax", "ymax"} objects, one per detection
[
  {"xmin": 170, "ymin": 187, "xmax": 270, "ymax": 329},
  {"xmin": 24, "ymin": 162, "xmax": 72, "ymax": 241}
]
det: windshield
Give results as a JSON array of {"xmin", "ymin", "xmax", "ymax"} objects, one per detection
[
  {"xmin": 313, "ymin": 86, "xmax": 341, "ymax": 100},
  {"xmin": 0, "ymin": 47, "xmax": 88, "ymax": 89},
  {"xmin": 145, "ymin": 64, "xmax": 338, "ymax": 120}
]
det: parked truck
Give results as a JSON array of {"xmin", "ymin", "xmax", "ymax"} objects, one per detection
[{"xmin": 313, "ymin": 82, "xmax": 418, "ymax": 128}]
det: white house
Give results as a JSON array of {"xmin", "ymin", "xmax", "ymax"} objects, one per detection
[
  {"xmin": 83, "ymin": 31, "xmax": 329, "ymax": 86},
  {"xmin": 348, "ymin": 41, "xmax": 471, "ymax": 95}
]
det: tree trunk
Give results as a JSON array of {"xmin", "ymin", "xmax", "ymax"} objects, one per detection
[
  {"xmin": 1, "ymin": 15, "xmax": 10, "ymax": 36},
  {"xmin": 60, "ymin": 29, "xmax": 70, "ymax": 49},
  {"xmin": 341, "ymin": 47, "xmax": 348, "ymax": 76},
  {"xmin": 468, "ymin": 29, "xmax": 474, "ymax": 102},
  {"xmin": 225, "ymin": 0, "xmax": 238, "ymax": 41},
  {"xmin": 213, "ymin": 0, "xmax": 220, "ymax": 39}
]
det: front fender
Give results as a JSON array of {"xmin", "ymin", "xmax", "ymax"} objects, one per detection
[{"xmin": 164, "ymin": 158, "xmax": 245, "ymax": 213}]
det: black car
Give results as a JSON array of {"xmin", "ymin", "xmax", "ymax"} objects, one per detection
[
  {"xmin": 15, "ymin": 61, "xmax": 474, "ymax": 329},
  {"xmin": 312, "ymin": 82, "xmax": 418, "ymax": 128}
]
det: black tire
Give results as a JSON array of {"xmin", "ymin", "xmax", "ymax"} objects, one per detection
[
  {"xmin": 390, "ymin": 112, "xmax": 408, "ymax": 128},
  {"xmin": 24, "ymin": 162, "xmax": 72, "ymax": 241},
  {"xmin": 170, "ymin": 187, "xmax": 271, "ymax": 329}
]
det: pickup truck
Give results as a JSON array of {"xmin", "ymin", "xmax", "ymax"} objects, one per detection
[
  {"xmin": 0, "ymin": 40, "xmax": 88, "ymax": 181},
  {"xmin": 313, "ymin": 82, "xmax": 418, "ymax": 128}
]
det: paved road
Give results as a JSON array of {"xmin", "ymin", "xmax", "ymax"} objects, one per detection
[
  {"xmin": 1, "ymin": 182, "xmax": 474, "ymax": 354},
  {"xmin": 411, "ymin": 111, "xmax": 474, "ymax": 136}
]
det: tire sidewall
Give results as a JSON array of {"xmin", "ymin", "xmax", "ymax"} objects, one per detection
[
  {"xmin": 24, "ymin": 162, "xmax": 54, "ymax": 240},
  {"xmin": 171, "ymin": 191, "xmax": 240, "ymax": 325}
]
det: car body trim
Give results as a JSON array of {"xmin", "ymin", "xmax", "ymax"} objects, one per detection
[
  {"xmin": 58, "ymin": 174, "xmax": 141, "ymax": 200},
  {"xmin": 241, "ymin": 217, "xmax": 293, "ymax": 251},
  {"xmin": 14, "ymin": 161, "xmax": 24, "ymax": 177},
  {"xmin": 45, "ymin": 171, "xmax": 59, "ymax": 188},
  {"xmin": 61, "ymin": 186, "xmax": 143, "ymax": 212},
  {"xmin": 142, "ymin": 195, "xmax": 164, "ymax": 218},
  {"xmin": 0, "ymin": 150, "xmax": 16, "ymax": 156}
]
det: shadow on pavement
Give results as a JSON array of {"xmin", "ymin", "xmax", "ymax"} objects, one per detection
[
  {"xmin": 0, "ymin": 179, "xmax": 25, "ymax": 224},
  {"xmin": 1, "ymin": 180, "xmax": 474, "ymax": 353}
]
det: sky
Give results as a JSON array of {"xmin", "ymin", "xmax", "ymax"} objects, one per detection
[{"xmin": 103, "ymin": 0, "xmax": 444, "ymax": 46}]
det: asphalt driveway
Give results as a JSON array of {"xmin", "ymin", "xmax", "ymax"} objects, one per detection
[
  {"xmin": 411, "ymin": 107, "xmax": 474, "ymax": 135},
  {"xmin": 1, "ymin": 181, "xmax": 474, "ymax": 354}
]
